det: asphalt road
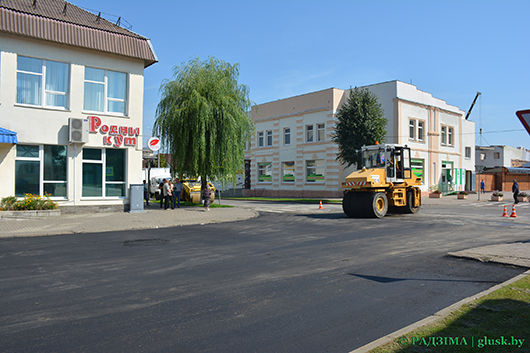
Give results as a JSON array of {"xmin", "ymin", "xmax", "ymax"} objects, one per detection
[{"xmin": 1, "ymin": 202, "xmax": 529, "ymax": 353}]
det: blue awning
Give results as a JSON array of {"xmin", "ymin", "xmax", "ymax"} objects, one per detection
[{"xmin": 0, "ymin": 127, "xmax": 18, "ymax": 144}]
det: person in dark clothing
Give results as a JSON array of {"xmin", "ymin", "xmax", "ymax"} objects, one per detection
[
  {"xmin": 159, "ymin": 179, "xmax": 166, "ymax": 208},
  {"xmin": 513, "ymin": 179, "xmax": 520, "ymax": 204}
]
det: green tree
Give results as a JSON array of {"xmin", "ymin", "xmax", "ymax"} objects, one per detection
[
  {"xmin": 154, "ymin": 57, "xmax": 254, "ymax": 190},
  {"xmin": 332, "ymin": 87, "xmax": 387, "ymax": 167}
]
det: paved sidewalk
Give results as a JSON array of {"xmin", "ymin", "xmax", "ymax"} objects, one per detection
[{"xmin": 0, "ymin": 203, "xmax": 258, "ymax": 238}]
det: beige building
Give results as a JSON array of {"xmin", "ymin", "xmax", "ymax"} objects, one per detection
[
  {"xmin": 0, "ymin": 0, "xmax": 157, "ymax": 211},
  {"xmin": 244, "ymin": 81, "xmax": 475, "ymax": 197}
]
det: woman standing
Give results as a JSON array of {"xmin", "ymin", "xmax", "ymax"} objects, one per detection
[{"xmin": 203, "ymin": 184, "xmax": 211, "ymax": 211}]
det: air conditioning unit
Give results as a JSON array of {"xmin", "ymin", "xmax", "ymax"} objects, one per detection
[{"xmin": 69, "ymin": 118, "xmax": 89, "ymax": 144}]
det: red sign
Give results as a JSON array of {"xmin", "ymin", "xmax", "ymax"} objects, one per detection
[
  {"xmin": 147, "ymin": 137, "xmax": 161, "ymax": 151},
  {"xmin": 88, "ymin": 116, "xmax": 139, "ymax": 148},
  {"xmin": 516, "ymin": 110, "xmax": 530, "ymax": 136}
]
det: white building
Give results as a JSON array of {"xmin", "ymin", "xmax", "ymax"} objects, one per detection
[
  {"xmin": 0, "ymin": 0, "xmax": 157, "ymax": 212},
  {"xmin": 244, "ymin": 80, "xmax": 475, "ymax": 197},
  {"xmin": 476, "ymin": 145, "xmax": 530, "ymax": 168}
]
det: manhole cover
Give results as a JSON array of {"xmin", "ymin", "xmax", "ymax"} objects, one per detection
[{"xmin": 123, "ymin": 238, "xmax": 169, "ymax": 247}]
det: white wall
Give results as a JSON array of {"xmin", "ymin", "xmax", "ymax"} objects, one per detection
[{"xmin": 0, "ymin": 33, "xmax": 146, "ymax": 205}]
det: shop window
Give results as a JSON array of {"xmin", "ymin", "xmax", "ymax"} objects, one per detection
[
  {"xmin": 317, "ymin": 123, "xmax": 325, "ymax": 142},
  {"xmin": 258, "ymin": 162, "xmax": 272, "ymax": 183},
  {"xmin": 15, "ymin": 144, "xmax": 67, "ymax": 197},
  {"xmin": 306, "ymin": 160, "xmax": 324, "ymax": 183},
  {"xmin": 284, "ymin": 128, "xmax": 291, "ymax": 146},
  {"xmin": 82, "ymin": 148, "xmax": 126, "ymax": 197},
  {"xmin": 282, "ymin": 161, "xmax": 295, "ymax": 182},
  {"xmin": 266, "ymin": 130, "xmax": 273, "ymax": 146},
  {"xmin": 17, "ymin": 56, "xmax": 69, "ymax": 108},
  {"xmin": 84, "ymin": 67, "xmax": 127, "ymax": 115},
  {"xmin": 306, "ymin": 125, "xmax": 314, "ymax": 142},
  {"xmin": 411, "ymin": 159, "xmax": 424, "ymax": 184},
  {"xmin": 257, "ymin": 131, "xmax": 264, "ymax": 147}
]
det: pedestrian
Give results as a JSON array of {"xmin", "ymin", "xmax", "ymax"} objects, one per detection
[
  {"xmin": 513, "ymin": 179, "xmax": 520, "ymax": 204},
  {"xmin": 143, "ymin": 180, "xmax": 149, "ymax": 206},
  {"xmin": 203, "ymin": 184, "xmax": 211, "ymax": 211},
  {"xmin": 480, "ymin": 180, "xmax": 485, "ymax": 194},
  {"xmin": 165, "ymin": 180, "xmax": 173, "ymax": 210},
  {"xmin": 159, "ymin": 179, "xmax": 166, "ymax": 208},
  {"xmin": 173, "ymin": 178, "xmax": 183, "ymax": 208}
]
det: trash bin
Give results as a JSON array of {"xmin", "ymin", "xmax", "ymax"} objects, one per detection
[{"xmin": 129, "ymin": 184, "xmax": 145, "ymax": 213}]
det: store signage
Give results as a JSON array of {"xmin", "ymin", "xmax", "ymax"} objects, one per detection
[
  {"xmin": 147, "ymin": 137, "xmax": 161, "ymax": 151},
  {"xmin": 88, "ymin": 116, "xmax": 140, "ymax": 148}
]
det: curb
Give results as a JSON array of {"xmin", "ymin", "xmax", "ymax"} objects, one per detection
[
  {"xmin": 0, "ymin": 209, "xmax": 61, "ymax": 219},
  {"xmin": 348, "ymin": 269, "xmax": 530, "ymax": 353}
]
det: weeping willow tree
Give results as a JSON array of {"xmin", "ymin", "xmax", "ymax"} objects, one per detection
[{"xmin": 153, "ymin": 57, "xmax": 254, "ymax": 191}]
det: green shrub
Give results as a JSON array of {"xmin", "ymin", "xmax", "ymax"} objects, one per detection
[{"xmin": 0, "ymin": 193, "xmax": 58, "ymax": 211}]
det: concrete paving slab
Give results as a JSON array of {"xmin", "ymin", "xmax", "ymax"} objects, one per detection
[
  {"xmin": 448, "ymin": 242, "xmax": 530, "ymax": 268},
  {"xmin": 0, "ymin": 204, "xmax": 258, "ymax": 238}
]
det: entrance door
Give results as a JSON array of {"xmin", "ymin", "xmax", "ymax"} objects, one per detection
[
  {"xmin": 441, "ymin": 161, "xmax": 454, "ymax": 193},
  {"xmin": 244, "ymin": 159, "xmax": 251, "ymax": 189}
]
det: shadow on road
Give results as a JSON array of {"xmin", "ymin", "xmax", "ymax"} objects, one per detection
[{"xmin": 349, "ymin": 273, "xmax": 500, "ymax": 284}]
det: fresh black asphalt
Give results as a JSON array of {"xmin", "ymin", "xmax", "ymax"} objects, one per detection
[{"xmin": 0, "ymin": 209, "xmax": 526, "ymax": 352}]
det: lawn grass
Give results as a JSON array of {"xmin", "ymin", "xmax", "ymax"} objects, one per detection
[
  {"xmin": 221, "ymin": 197, "xmax": 342, "ymax": 203},
  {"xmin": 369, "ymin": 274, "xmax": 530, "ymax": 352}
]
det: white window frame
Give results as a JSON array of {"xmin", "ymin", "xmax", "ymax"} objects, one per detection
[
  {"xmin": 282, "ymin": 161, "xmax": 295, "ymax": 183},
  {"xmin": 284, "ymin": 128, "xmax": 291, "ymax": 146},
  {"xmin": 258, "ymin": 162, "xmax": 272, "ymax": 183},
  {"xmin": 257, "ymin": 131, "xmax": 264, "ymax": 148},
  {"xmin": 409, "ymin": 119, "xmax": 416, "ymax": 140},
  {"xmin": 266, "ymin": 130, "xmax": 273, "ymax": 147},
  {"xmin": 16, "ymin": 56, "xmax": 70, "ymax": 109},
  {"xmin": 306, "ymin": 125, "xmax": 314, "ymax": 143},
  {"xmin": 83, "ymin": 67, "xmax": 128, "ymax": 116},
  {"xmin": 418, "ymin": 121, "xmax": 424, "ymax": 141},
  {"xmin": 441, "ymin": 126, "xmax": 447, "ymax": 145},
  {"xmin": 82, "ymin": 148, "xmax": 127, "ymax": 199},
  {"xmin": 465, "ymin": 146, "xmax": 471, "ymax": 159},
  {"xmin": 15, "ymin": 144, "xmax": 68, "ymax": 199},
  {"xmin": 448, "ymin": 127, "xmax": 454, "ymax": 146},
  {"xmin": 317, "ymin": 123, "xmax": 325, "ymax": 142},
  {"xmin": 306, "ymin": 159, "xmax": 325, "ymax": 183}
]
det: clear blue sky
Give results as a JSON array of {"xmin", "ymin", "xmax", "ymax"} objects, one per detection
[{"xmin": 73, "ymin": 0, "xmax": 530, "ymax": 148}]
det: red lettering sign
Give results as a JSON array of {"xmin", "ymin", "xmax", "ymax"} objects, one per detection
[
  {"xmin": 88, "ymin": 116, "xmax": 102, "ymax": 133},
  {"xmin": 103, "ymin": 136, "xmax": 112, "ymax": 145},
  {"xmin": 114, "ymin": 135, "xmax": 123, "ymax": 148},
  {"xmin": 84, "ymin": 116, "xmax": 140, "ymax": 147},
  {"xmin": 128, "ymin": 127, "xmax": 140, "ymax": 136},
  {"xmin": 124, "ymin": 137, "xmax": 137, "ymax": 146}
]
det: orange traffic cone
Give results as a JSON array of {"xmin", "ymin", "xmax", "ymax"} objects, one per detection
[
  {"xmin": 510, "ymin": 204, "xmax": 517, "ymax": 218},
  {"xmin": 502, "ymin": 205, "xmax": 508, "ymax": 217},
  {"xmin": 318, "ymin": 201, "xmax": 323, "ymax": 210}
]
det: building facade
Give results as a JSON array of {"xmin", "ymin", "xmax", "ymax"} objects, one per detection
[
  {"xmin": 244, "ymin": 81, "xmax": 475, "ymax": 197},
  {"xmin": 0, "ymin": 0, "xmax": 157, "ymax": 211},
  {"xmin": 476, "ymin": 145, "xmax": 530, "ymax": 168}
]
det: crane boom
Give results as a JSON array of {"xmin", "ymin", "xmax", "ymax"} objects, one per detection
[{"xmin": 465, "ymin": 92, "xmax": 482, "ymax": 120}]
